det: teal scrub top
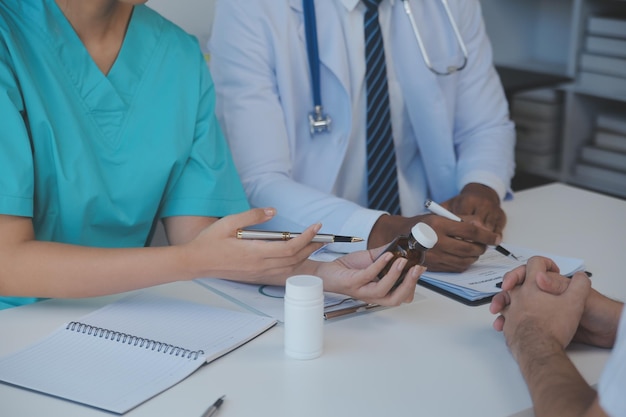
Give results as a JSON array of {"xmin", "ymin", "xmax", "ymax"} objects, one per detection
[{"xmin": 0, "ymin": 0, "xmax": 250, "ymax": 309}]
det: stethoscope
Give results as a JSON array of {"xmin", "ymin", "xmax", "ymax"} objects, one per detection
[{"xmin": 303, "ymin": 0, "xmax": 469, "ymax": 135}]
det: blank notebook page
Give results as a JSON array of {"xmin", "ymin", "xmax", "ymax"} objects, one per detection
[{"xmin": 0, "ymin": 292, "xmax": 276, "ymax": 414}]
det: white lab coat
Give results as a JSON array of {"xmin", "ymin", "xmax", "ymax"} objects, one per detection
[{"xmin": 209, "ymin": 0, "xmax": 515, "ymax": 250}]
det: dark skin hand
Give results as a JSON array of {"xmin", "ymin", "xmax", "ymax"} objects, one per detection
[
  {"xmin": 443, "ymin": 183, "xmax": 506, "ymax": 236},
  {"xmin": 368, "ymin": 183, "xmax": 506, "ymax": 272}
]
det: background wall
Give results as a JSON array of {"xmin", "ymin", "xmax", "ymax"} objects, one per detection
[{"xmin": 148, "ymin": 0, "xmax": 216, "ymax": 52}]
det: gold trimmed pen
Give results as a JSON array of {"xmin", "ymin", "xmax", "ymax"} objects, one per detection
[{"xmin": 236, "ymin": 229, "xmax": 364, "ymax": 243}]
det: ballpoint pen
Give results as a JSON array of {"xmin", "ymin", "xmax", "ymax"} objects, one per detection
[
  {"xmin": 496, "ymin": 270, "xmax": 592, "ymax": 288},
  {"xmin": 201, "ymin": 395, "xmax": 225, "ymax": 417},
  {"xmin": 323, "ymin": 303, "xmax": 384, "ymax": 320},
  {"xmin": 236, "ymin": 229, "xmax": 363, "ymax": 243},
  {"xmin": 424, "ymin": 199, "xmax": 519, "ymax": 260}
]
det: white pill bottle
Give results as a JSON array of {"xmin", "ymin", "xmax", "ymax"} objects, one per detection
[{"xmin": 284, "ymin": 275, "xmax": 324, "ymax": 360}]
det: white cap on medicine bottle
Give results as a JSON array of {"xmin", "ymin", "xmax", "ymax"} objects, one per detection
[{"xmin": 411, "ymin": 222, "xmax": 438, "ymax": 249}]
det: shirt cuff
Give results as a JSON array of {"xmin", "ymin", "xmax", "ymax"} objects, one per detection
[{"xmin": 323, "ymin": 207, "xmax": 387, "ymax": 253}]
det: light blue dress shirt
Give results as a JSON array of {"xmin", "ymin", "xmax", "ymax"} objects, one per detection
[{"xmin": 0, "ymin": 0, "xmax": 249, "ymax": 309}]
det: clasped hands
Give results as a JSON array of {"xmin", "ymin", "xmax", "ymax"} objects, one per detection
[{"xmin": 489, "ymin": 256, "xmax": 620, "ymax": 359}]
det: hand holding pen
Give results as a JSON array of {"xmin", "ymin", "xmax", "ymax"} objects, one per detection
[{"xmin": 424, "ymin": 199, "xmax": 519, "ymax": 260}]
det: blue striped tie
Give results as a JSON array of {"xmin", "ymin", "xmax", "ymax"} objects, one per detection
[{"xmin": 364, "ymin": 0, "xmax": 400, "ymax": 215}]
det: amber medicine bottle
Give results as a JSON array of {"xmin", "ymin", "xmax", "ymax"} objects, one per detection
[{"xmin": 377, "ymin": 222, "xmax": 438, "ymax": 290}]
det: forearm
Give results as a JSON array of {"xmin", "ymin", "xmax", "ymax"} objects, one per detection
[
  {"xmin": 514, "ymin": 337, "xmax": 597, "ymax": 417},
  {"xmin": 0, "ymin": 240, "xmax": 191, "ymax": 299},
  {"xmin": 576, "ymin": 294, "xmax": 624, "ymax": 348},
  {"xmin": 300, "ymin": 259, "xmax": 353, "ymax": 295},
  {"xmin": 295, "ymin": 260, "xmax": 323, "ymax": 280}
]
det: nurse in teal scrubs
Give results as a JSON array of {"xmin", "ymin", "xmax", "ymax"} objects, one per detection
[{"xmin": 0, "ymin": 0, "xmax": 424, "ymax": 310}]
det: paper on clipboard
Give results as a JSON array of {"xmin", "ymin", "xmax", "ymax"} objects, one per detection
[{"xmin": 419, "ymin": 245, "xmax": 586, "ymax": 302}]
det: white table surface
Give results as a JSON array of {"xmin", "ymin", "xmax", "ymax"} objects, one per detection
[{"xmin": 1, "ymin": 183, "xmax": 624, "ymax": 417}]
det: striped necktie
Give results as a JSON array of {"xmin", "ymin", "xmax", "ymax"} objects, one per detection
[{"xmin": 363, "ymin": 0, "xmax": 400, "ymax": 215}]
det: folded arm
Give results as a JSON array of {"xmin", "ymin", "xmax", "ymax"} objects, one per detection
[{"xmin": 490, "ymin": 256, "xmax": 617, "ymax": 417}]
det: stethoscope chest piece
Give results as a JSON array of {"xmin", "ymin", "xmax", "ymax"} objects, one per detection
[
  {"xmin": 309, "ymin": 105, "xmax": 332, "ymax": 134},
  {"xmin": 302, "ymin": 0, "xmax": 468, "ymax": 137},
  {"xmin": 303, "ymin": 0, "xmax": 332, "ymax": 136}
]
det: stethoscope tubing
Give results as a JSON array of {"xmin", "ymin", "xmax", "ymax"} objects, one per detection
[
  {"xmin": 302, "ymin": 0, "xmax": 469, "ymax": 135},
  {"xmin": 401, "ymin": 0, "xmax": 468, "ymax": 75},
  {"xmin": 303, "ymin": 0, "xmax": 322, "ymax": 108}
]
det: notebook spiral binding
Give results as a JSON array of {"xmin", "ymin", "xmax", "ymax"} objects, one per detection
[{"xmin": 66, "ymin": 322, "xmax": 205, "ymax": 360}]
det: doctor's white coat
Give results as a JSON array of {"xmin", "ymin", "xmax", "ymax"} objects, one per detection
[{"xmin": 209, "ymin": 0, "xmax": 515, "ymax": 250}]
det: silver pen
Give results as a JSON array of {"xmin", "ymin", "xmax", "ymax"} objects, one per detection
[
  {"xmin": 424, "ymin": 199, "xmax": 519, "ymax": 260},
  {"xmin": 324, "ymin": 303, "xmax": 384, "ymax": 320},
  {"xmin": 236, "ymin": 229, "xmax": 364, "ymax": 243},
  {"xmin": 201, "ymin": 395, "xmax": 225, "ymax": 417}
]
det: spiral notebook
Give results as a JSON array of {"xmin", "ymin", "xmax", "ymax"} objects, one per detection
[{"xmin": 0, "ymin": 292, "xmax": 276, "ymax": 414}]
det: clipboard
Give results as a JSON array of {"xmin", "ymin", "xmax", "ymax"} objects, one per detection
[
  {"xmin": 416, "ymin": 245, "xmax": 586, "ymax": 307},
  {"xmin": 417, "ymin": 280, "xmax": 494, "ymax": 306}
]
